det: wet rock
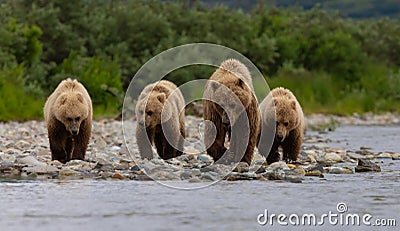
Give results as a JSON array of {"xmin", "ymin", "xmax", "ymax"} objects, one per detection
[
  {"xmin": 225, "ymin": 172, "xmax": 257, "ymax": 181},
  {"xmin": 264, "ymin": 168, "xmax": 303, "ymax": 183},
  {"xmin": 23, "ymin": 165, "xmax": 59, "ymax": 175},
  {"xmin": 112, "ymin": 172, "xmax": 125, "ymax": 180},
  {"xmin": 59, "ymin": 168, "xmax": 81, "ymax": 177},
  {"xmin": 355, "ymin": 159, "xmax": 381, "ymax": 172},
  {"xmin": 325, "ymin": 153, "xmax": 342, "ymax": 163},
  {"xmin": 180, "ymin": 171, "xmax": 192, "ymax": 180},
  {"xmin": 377, "ymin": 152, "xmax": 393, "ymax": 159},
  {"xmin": 201, "ymin": 172, "xmax": 217, "ymax": 181},
  {"xmin": 266, "ymin": 161, "xmax": 289, "ymax": 171},
  {"xmin": 94, "ymin": 158, "xmax": 115, "ymax": 172},
  {"xmin": 304, "ymin": 164, "xmax": 324, "ymax": 177},
  {"xmin": 188, "ymin": 177, "xmax": 201, "ymax": 183},
  {"xmin": 18, "ymin": 156, "xmax": 46, "ymax": 167},
  {"xmin": 326, "ymin": 166, "xmax": 354, "ymax": 174},
  {"xmin": 347, "ymin": 152, "xmax": 366, "ymax": 160},
  {"xmin": 197, "ymin": 154, "xmax": 212, "ymax": 163},
  {"xmin": 233, "ymin": 162, "xmax": 249, "ymax": 173}
]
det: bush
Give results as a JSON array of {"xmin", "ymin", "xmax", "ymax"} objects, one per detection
[{"xmin": 53, "ymin": 52, "xmax": 123, "ymax": 117}]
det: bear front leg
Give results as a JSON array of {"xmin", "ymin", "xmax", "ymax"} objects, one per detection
[
  {"xmin": 282, "ymin": 130, "xmax": 303, "ymax": 163},
  {"xmin": 266, "ymin": 140, "xmax": 281, "ymax": 164},
  {"xmin": 71, "ymin": 119, "xmax": 91, "ymax": 161},
  {"xmin": 48, "ymin": 127, "xmax": 69, "ymax": 163},
  {"xmin": 136, "ymin": 125, "xmax": 154, "ymax": 160},
  {"xmin": 205, "ymin": 124, "xmax": 227, "ymax": 162}
]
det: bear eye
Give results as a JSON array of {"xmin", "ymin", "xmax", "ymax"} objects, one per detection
[
  {"xmin": 147, "ymin": 111, "xmax": 153, "ymax": 116},
  {"xmin": 67, "ymin": 117, "xmax": 73, "ymax": 122},
  {"xmin": 284, "ymin": 122, "xmax": 289, "ymax": 126}
]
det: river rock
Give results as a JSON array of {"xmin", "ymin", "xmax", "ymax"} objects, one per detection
[
  {"xmin": 376, "ymin": 152, "xmax": 393, "ymax": 159},
  {"xmin": 347, "ymin": 152, "xmax": 366, "ymax": 160},
  {"xmin": 266, "ymin": 161, "xmax": 289, "ymax": 171},
  {"xmin": 18, "ymin": 156, "xmax": 46, "ymax": 167},
  {"xmin": 264, "ymin": 168, "xmax": 303, "ymax": 183},
  {"xmin": 355, "ymin": 159, "xmax": 381, "ymax": 172},
  {"xmin": 200, "ymin": 172, "xmax": 217, "ymax": 181},
  {"xmin": 15, "ymin": 140, "xmax": 31, "ymax": 149},
  {"xmin": 326, "ymin": 166, "xmax": 354, "ymax": 174},
  {"xmin": 197, "ymin": 154, "xmax": 212, "ymax": 163},
  {"xmin": 325, "ymin": 153, "xmax": 342, "ymax": 162},
  {"xmin": 233, "ymin": 162, "xmax": 249, "ymax": 173},
  {"xmin": 23, "ymin": 165, "xmax": 59, "ymax": 175},
  {"xmin": 112, "ymin": 172, "xmax": 125, "ymax": 180}
]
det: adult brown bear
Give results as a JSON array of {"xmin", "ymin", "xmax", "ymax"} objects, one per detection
[
  {"xmin": 44, "ymin": 78, "xmax": 92, "ymax": 163},
  {"xmin": 203, "ymin": 59, "xmax": 260, "ymax": 165}
]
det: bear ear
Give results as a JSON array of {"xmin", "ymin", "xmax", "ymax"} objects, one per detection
[
  {"xmin": 210, "ymin": 81, "xmax": 219, "ymax": 91},
  {"xmin": 291, "ymin": 100, "xmax": 296, "ymax": 110},
  {"xmin": 59, "ymin": 94, "xmax": 67, "ymax": 105},
  {"xmin": 76, "ymin": 93, "xmax": 84, "ymax": 103},
  {"xmin": 157, "ymin": 93, "xmax": 166, "ymax": 103}
]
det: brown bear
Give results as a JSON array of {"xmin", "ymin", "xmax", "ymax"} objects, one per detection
[
  {"xmin": 258, "ymin": 87, "xmax": 304, "ymax": 164},
  {"xmin": 135, "ymin": 80, "xmax": 185, "ymax": 160},
  {"xmin": 44, "ymin": 78, "xmax": 92, "ymax": 163},
  {"xmin": 203, "ymin": 59, "xmax": 260, "ymax": 165}
]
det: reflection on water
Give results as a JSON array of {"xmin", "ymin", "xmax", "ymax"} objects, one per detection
[{"xmin": 0, "ymin": 126, "xmax": 399, "ymax": 231}]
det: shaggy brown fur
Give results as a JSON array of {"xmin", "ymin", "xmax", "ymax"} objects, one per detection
[
  {"xmin": 203, "ymin": 59, "xmax": 260, "ymax": 165},
  {"xmin": 135, "ymin": 80, "xmax": 185, "ymax": 160},
  {"xmin": 258, "ymin": 87, "xmax": 304, "ymax": 164},
  {"xmin": 44, "ymin": 78, "xmax": 92, "ymax": 163}
]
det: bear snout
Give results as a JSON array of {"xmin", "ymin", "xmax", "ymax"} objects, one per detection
[{"xmin": 276, "ymin": 134, "xmax": 284, "ymax": 142}]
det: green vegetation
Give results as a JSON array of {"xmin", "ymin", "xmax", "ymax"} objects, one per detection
[{"xmin": 1, "ymin": 0, "xmax": 400, "ymax": 121}]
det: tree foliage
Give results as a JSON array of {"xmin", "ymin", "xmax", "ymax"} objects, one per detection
[{"xmin": 1, "ymin": 0, "xmax": 400, "ymax": 120}]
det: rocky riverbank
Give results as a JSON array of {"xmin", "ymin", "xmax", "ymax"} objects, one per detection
[{"xmin": 0, "ymin": 114, "xmax": 399, "ymax": 183}]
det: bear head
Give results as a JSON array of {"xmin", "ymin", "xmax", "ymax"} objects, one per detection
[
  {"xmin": 54, "ymin": 92, "xmax": 88, "ymax": 136},
  {"xmin": 136, "ymin": 92, "xmax": 171, "ymax": 128},
  {"xmin": 273, "ymin": 97, "xmax": 299, "ymax": 143},
  {"xmin": 209, "ymin": 78, "xmax": 253, "ymax": 127}
]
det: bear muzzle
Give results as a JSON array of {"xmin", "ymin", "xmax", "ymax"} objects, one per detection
[{"xmin": 69, "ymin": 121, "xmax": 80, "ymax": 135}]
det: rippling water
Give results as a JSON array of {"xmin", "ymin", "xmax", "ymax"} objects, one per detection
[{"xmin": 1, "ymin": 126, "xmax": 399, "ymax": 231}]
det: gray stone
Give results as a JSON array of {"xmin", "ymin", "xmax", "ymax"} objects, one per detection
[
  {"xmin": 233, "ymin": 162, "xmax": 249, "ymax": 173},
  {"xmin": 197, "ymin": 154, "xmax": 212, "ymax": 163},
  {"xmin": 201, "ymin": 172, "xmax": 217, "ymax": 181},
  {"xmin": 18, "ymin": 156, "xmax": 46, "ymax": 167},
  {"xmin": 347, "ymin": 152, "xmax": 366, "ymax": 160},
  {"xmin": 355, "ymin": 159, "xmax": 381, "ymax": 172}
]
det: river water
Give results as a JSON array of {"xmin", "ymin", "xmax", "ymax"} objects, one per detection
[{"xmin": 1, "ymin": 126, "xmax": 399, "ymax": 230}]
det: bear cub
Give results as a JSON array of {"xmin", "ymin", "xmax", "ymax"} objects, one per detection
[
  {"xmin": 258, "ymin": 87, "xmax": 304, "ymax": 164},
  {"xmin": 44, "ymin": 78, "xmax": 92, "ymax": 163},
  {"xmin": 135, "ymin": 80, "xmax": 185, "ymax": 160}
]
